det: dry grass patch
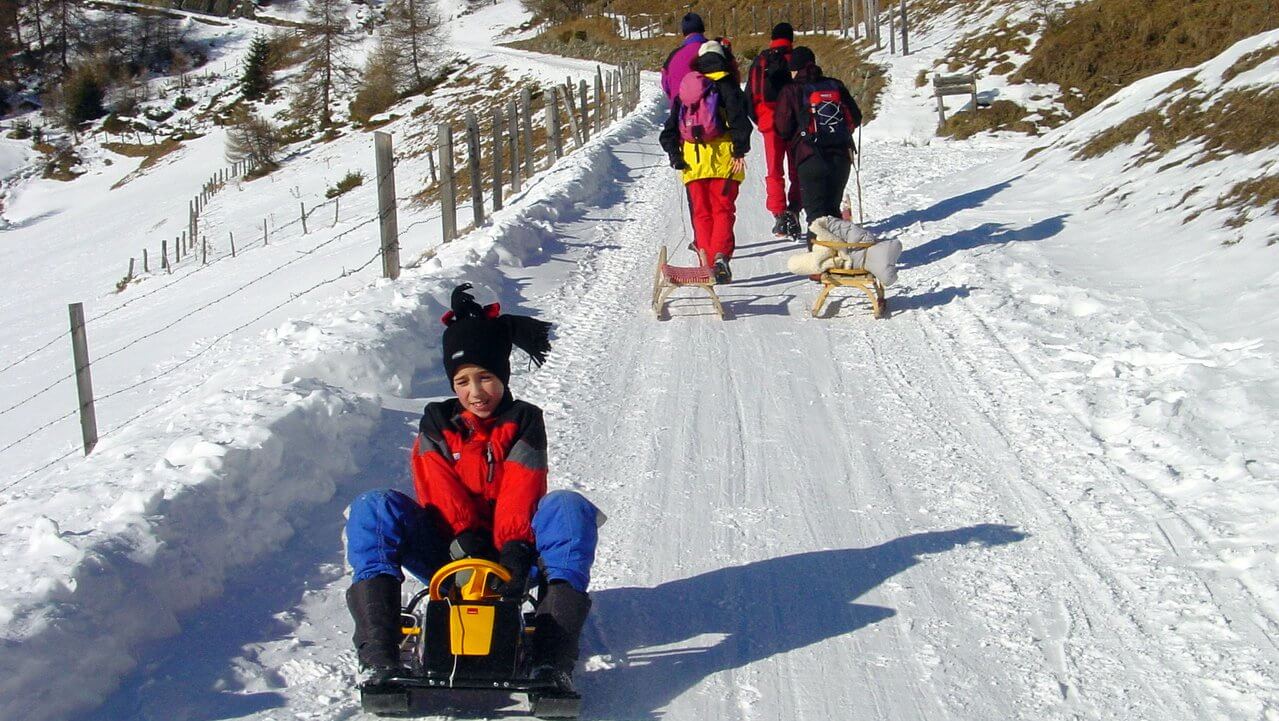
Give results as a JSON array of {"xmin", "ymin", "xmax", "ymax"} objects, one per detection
[
  {"xmin": 1216, "ymin": 174, "xmax": 1279, "ymax": 228},
  {"xmin": 1075, "ymin": 87, "xmax": 1279, "ymax": 165},
  {"xmin": 938, "ymin": 99, "xmax": 1038, "ymax": 139},
  {"xmin": 944, "ymin": 19, "xmax": 1036, "ymax": 74},
  {"xmin": 34, "ymin": 142, "xmax": 84, "ymax": 181},
  {"xmin": 1016, "ymin": 0, "xmax": 1279, "ymax": 115},
  {"xmin": 511, "ymin": 17, "xmax": 887, "ymax": 121},
  {"xmin": 1222, "ymin": 45, "xmax": 1279, "ymax": 83},
  {"xmin": 103, "ymin": 139, "xmax": 182, "ymax": 170}
]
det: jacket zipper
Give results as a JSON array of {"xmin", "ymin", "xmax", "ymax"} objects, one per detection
[{"xmin": 484, "ymin": 444, "xmax": 495, "ymax": 485}]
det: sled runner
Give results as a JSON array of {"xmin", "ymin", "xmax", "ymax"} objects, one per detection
[
  {"xmin": 651, "ymin": 246, "xmax": 725, "ymax": 319},
  {"xmin": 359, "ymin": 559, "xmax": 581, "ymax": 719},
  {"xmin": 809, "ymin": 238, "xmax": 887, "ymax": 319}
]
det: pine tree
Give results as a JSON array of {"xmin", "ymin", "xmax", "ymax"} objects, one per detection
[{"xmin": 241, "ymin": 35, "xmax": 271, "ymax": 101}]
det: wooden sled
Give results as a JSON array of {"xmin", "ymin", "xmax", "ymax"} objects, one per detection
[
  {"xmin": 810, "ymin": 239, "xmax": 887, "ymax": 319},
  {"xmin": 652, "ymin": 246, "xmax": 725, "ymax": 319}
]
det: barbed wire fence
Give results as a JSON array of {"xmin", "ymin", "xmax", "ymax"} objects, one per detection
[{"xmin": 0, "ymin": 61, "xmax": 643, "ymax": 494}]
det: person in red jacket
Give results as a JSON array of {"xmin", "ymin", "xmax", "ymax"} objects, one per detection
[
  {"xmin": 774, "ymin": 46, "xmax": 862, "ymax": 245},
  {"xmin": 744, "ymin": 23, "xmax": 802, "ymax": 238},
  {"xmin": 344, "ymin": 284, "xmax": 601, "ymax": 695}
]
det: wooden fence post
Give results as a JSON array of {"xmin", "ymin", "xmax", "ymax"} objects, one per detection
[
  {"xmin": 491, "ymin": 106, "xmax": 504, "ymax": 212},
  {"xmin": 900, "ymin": 0, "xmax": 909, "ymax": 54},
  {"xmin": 334, "ymin": 197, "xmax": 340, "ymax": 225},
  {"xmin": 438, "ymin": 123, "xmax": 457, "ymax": 242},
  {"xmin": 579, "ymin": 79, "xmax": 589, "ymax": 141},
  {"xmin": 520, "ymin": 88, "xmax": 535, "ymax": 178},
  {"xmin": 68, "ymin": 303, "xmax": 97, "ymax": 456},
  {"xmin": 889, "ymin": 5, "xmax": 895, "ymax": 53},
  {"xmin": 374, "ymin": 130, "xmax": 400, "ymax": 279},
  {"xmin": 595, "ymin": 67, "xmax": 605, "ymax": 134},
  {"xmin": 547, "ymin": 86, "xmax": 563, "ymax": 161},
  {"xmin": 143, "ymin": 248, "xmax": 148, "ymax": 273},
  {"xmin": 202, "ymin": 236, "xmax": 207, "ymax": 265},
  {"xmin": 300, "ymin": 201, "xmax": 308, "ymax": 234},
  {"xmin": 507, "ymin": 98, "xmax": 521, "ymax": 193},
  {"xmin": 466, "ymin": 111, "xmax": 484, "ymax": 227},
  {"xmin": 263, "ymin": 218, "xmax": 268, "ymax": 246},
  {"xmin": 230, "ymin": 231, "xmax": 236, "ymax": 257}
]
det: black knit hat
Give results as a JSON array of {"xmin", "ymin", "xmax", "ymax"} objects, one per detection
[
  {"xmin": 681, "ymin": 12, "xmax": 705, "ymax": 35},
  {"xmin": 441, "ymin": 284, "xmax": 552, "ymax": 387},
  {"xmin": 789, "ymin": 46, "xmax": 816, "ymax": 71},
  {"xmin": 771, "ymin": 22, "xmax": 794, "ymax": 41}
]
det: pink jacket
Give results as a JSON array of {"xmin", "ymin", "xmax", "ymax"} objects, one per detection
[{"xmin": 660, "ymin": 33, "xmax": 707, "ymax": 104}]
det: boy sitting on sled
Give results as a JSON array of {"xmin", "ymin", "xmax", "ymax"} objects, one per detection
[{"xmin": 343, "ymin": 284, "xmax": 600, "ymax": 695}]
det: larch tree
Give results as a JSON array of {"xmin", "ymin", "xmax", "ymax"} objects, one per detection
[
  {"xmin": 383, "ymin": 0, "xmax": 438, "ymax": 92},
  {"xmin": 294, "ymin": 0, "xmax": 356, "ymax": 129}
]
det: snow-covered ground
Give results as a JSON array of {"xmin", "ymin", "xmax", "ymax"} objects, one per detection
[{"xmin": 2, "ymin": 1, "xmax": 1277, "ymax": 720}]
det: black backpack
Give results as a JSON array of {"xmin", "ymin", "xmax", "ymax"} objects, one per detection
[
  {"xmin": 799, "ymin": 78, "xmax": 855, "ymax": 150},
  {"xmin": 750, "ymin": 47, "xmax": 790, "ymax": 104}
]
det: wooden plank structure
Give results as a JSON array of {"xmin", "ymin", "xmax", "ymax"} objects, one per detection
[
  {"xmin": 933, "ymin": 73, "xmax": 978, "ymax": 124},
  {"xmin": 651, "ymin": 247, "xmax": 725, "ymax": 319},
  {"xmin": 809, "ymin": 239, "xmax": 887, "ymax": 318}
]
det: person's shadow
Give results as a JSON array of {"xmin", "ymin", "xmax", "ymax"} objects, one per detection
[{"xmin": 580, "ymin": 524, "xmax": 1026, "ymax": 718}]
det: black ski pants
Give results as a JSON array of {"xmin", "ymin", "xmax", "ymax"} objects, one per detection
[{"xmin": 797, "ymin": 149, "xmax": 852, "ymax": 228}]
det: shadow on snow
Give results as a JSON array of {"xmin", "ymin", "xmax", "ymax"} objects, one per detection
[{"xmin": 580, "ymin": 523, "xmax": 1027, "ymax": 719}]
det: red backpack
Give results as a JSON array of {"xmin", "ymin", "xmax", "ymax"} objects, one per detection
[
  {"xmin": 800, "ymin": 79, "xmax": 855, "ymax": 149},
  {"xmin": 749, "ymin": 47, "xmax": 791, "ymax": 105}
]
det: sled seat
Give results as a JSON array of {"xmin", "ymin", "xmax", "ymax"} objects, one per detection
[
  {"xmin": 810, "ymin": 240, "xmax": 887, "ymax": 319},
  {"xmin": 651, "ymin": 246, "xmax": 725, "ymax": 319}
]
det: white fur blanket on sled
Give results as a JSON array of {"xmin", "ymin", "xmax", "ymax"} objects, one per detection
[{"xmin": 786, "ymin": 217, "xmax": 902, "ymax": 286}]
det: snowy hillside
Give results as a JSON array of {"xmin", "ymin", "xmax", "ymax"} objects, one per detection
[{"xmin": 2, "ymin": 1, "xmax": 1278, "ymax": 720}]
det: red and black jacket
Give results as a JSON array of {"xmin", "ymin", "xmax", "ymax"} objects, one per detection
[
  {"xmin": 410, "ymin": 394, "xmax": 548, "ymax": 549},
  {"xmin": 774, "ymin": 64, "xmax": 862, "ymax": 166},
  {"xmin": 744, "ymin": 38, "xmax": 792, "ymax": 129}
]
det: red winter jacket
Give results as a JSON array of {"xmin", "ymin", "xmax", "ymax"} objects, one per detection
[{"xmin": 410, "ymin": 395, "xmax": 547, "ymax": 549}]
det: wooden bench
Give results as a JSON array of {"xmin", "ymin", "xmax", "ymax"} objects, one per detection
[
  {"xmin": 933, "ymin": 73, "xmax": 978, "ymax": 124},
  {"xmin": 810, "ymin": 240, "xmax": 887, "ymax": 319},
  {"xmin": 651, "ymin": 246, "xmax": 725, "ymax": 319}
]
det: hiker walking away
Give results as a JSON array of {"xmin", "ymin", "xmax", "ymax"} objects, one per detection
[
  {"xmin": 774, "ymin": 46, "xmax": 862, "ymax": 244},
  {"xmin": 660, "ymin": 13, "xmax": 708, "ymax": 105},
  {"xmin": 659, "ymin": 41, "xmax": 753, "ymax": 284},
  {"xmin": 745, "ymin": 23, "xmax": 802, "ymax": 238}
]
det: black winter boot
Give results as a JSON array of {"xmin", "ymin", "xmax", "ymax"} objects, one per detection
[
  {"xmin": 530, "ymin": 581, "xmax": 592, "ymax": 692},
  {"xmin": 346, "ymin": 575, "xmax": 406, "ymax": 685}
]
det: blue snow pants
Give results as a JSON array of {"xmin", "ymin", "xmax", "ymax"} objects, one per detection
[{"xmin": 346, "ymin": 489, "xmax": 600, "ymax": 593}]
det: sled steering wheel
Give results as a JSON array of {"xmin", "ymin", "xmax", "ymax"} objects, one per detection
[{"xmin": 428, "ymin": 558, "xmax": 512, "ymax": 602}]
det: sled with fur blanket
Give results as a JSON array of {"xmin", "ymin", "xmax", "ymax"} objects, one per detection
[
  {"xmin": 786, "ymin": 217, "xmax": 901, "ymax": 318},
  {"xmin": 652, "ymin": 246, "xmax": 725, "ymax": 319}
]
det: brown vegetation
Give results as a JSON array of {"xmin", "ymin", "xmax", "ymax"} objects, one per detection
[
  {"xmin": 1074, "ymin": 87, "xmax": 1279, "ymax": 166},
  {"xmin": 938, "ymin": 100, "xmax": 1036, "ymax": 139},
  {"xmin": 944, "ymin": 18, "xmax": 1035, "ymax": 75},
  {"xmin": 1016, "ymin": 0, "xmax": 1279, "ymax": 115},
  {"xmin": 102, "ymin": 139, "xmax": 182, "ymax": 170},
  {"xmin": 1221, "ymin": 45, "xmax": 1279, "ymax": 83},
  {"xmin": 509, "ymin": 14, "xmax": 887, "ymax": 120}
]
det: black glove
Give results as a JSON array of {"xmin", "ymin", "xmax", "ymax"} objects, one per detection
[
  {"xmin": 670, "ymin": 156, "xmax": 688, "ymax": 170},
  {"xmin": 449, "ymin": 529, "xmax": 496, "ymax": 561},
  {"xmin": 495, "ymin": 540, "xmax": 537, "ymax": 600}
]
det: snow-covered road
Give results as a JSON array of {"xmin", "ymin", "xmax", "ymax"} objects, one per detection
[{"xmin": 75, "ymin": 86, "xmax": 1278, "ymax": 719}]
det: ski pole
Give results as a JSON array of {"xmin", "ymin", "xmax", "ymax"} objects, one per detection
[{"xmin": 854, "ymin": 123, "xmax": 865, "ymax": 224}]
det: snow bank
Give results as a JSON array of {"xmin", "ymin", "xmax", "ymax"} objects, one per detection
[{"xmin": 0, "ymin": 83, "xmax": 662, "ymax": 721}]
